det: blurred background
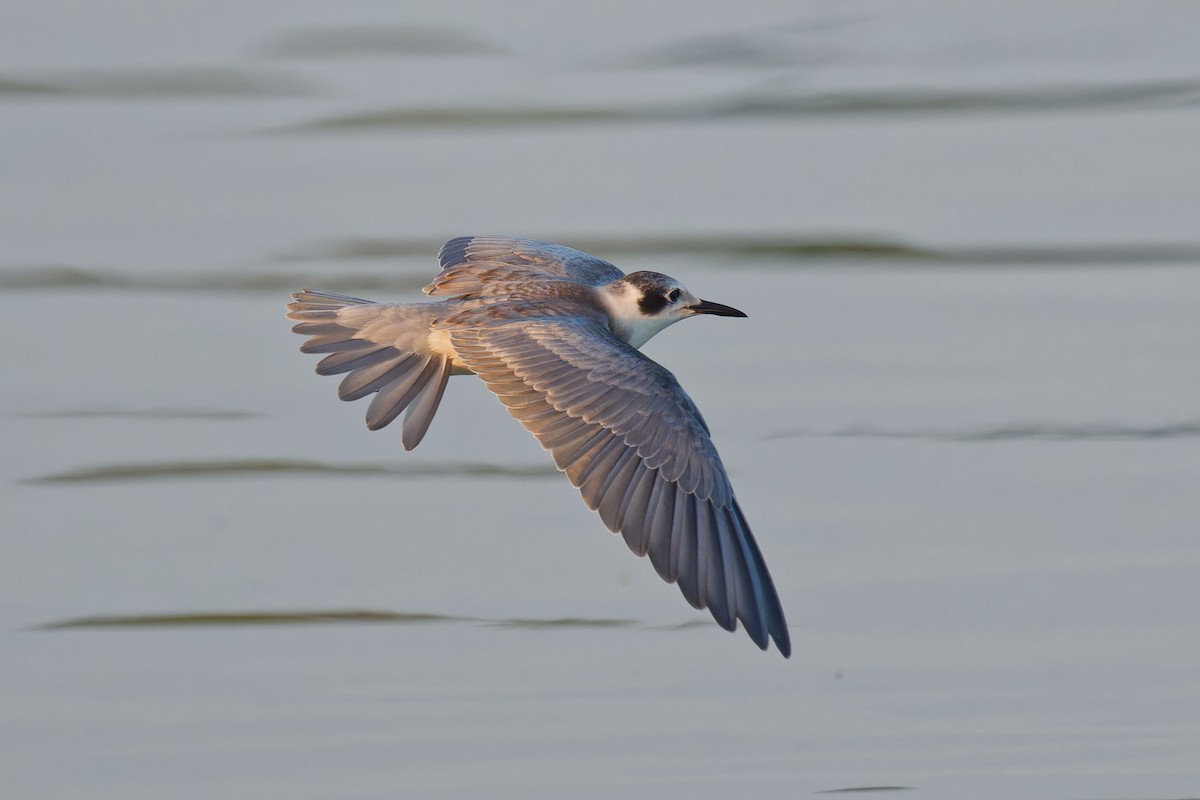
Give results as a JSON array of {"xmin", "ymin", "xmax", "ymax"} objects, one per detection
[{"xmin": 2, "ymin": 2, "xmax": 1198, "ymax": 798}]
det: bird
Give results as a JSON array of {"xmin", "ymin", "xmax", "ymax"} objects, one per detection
[{"xmin": 286, "ymin": 235, "xmax": 790, "ymax": 656}]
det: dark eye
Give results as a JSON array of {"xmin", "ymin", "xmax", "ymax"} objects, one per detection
[{"xmin": 667, "ymin": 289, "xmax": 681, "ymax": 303}]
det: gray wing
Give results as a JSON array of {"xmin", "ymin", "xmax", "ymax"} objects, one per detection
[
  {"xmin": 286, "ymin": 290, "xmax": 451, "ymax": 450},
  {"xmin": 425, "ymin": 236, "xmax": 625, "ymax": 299},
  {"xmin": 450, "ymin": 317, "xmax": 790, "ymax": 656}
]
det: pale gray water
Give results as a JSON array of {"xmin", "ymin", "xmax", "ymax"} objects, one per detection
[{"xmin": 2, "ymin": 2, "xmax": 1199, "ymax": 798}]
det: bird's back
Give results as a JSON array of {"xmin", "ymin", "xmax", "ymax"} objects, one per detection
[{"xmin": 424, "ymin": 236, "xmax": 625, "ymax": 300}]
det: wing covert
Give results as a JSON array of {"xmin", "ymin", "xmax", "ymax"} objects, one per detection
[{"xmin": 426, "ymin": 236, "xmax": 625, "ymax": 299}]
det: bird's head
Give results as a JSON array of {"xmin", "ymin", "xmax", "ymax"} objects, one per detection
[{"xmin": 601, "ymin": 271, "xmax": 747, "ymax": 349}]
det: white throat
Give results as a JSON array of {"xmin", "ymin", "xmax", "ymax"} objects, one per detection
[{"xmin": 597, "ymin": 283, "xmax": 680, "ymax": 349}]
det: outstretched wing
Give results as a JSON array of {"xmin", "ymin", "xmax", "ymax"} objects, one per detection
[
  {"xmin": 286, "ymin": 290, "xmax": 451, "ymax": 450},
  {"xmin": 449, "ymin": 317, "xmax": 790, "ymax": 656},
  {"xmin": 425, "ymin": 236, "xmax": 625, "ymax": 299}
]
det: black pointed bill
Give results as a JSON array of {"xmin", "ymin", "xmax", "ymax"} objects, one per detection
[{"xmin": 689, "ymin": 299, "xmax": 747, "ymax": 318}]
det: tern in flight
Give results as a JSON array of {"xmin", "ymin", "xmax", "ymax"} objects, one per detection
[{"xmin": 287, "ymin": 236, "xmax": 790, "ymax": 656}]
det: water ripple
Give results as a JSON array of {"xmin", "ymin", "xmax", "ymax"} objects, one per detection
[
  {"xmin": 36, "ymin": 610, "xmax": 642, "ymax": 631},
  {"xmin": 279, "ymin": 235, "xmax": 1200, "ymax": 267},
  {"xmin": 27, "ymin": 459, "xmax": 558, "ymax": 485},
  {"xmin": 273, "ymin": 76, "xmax": 1200, "ymax": 132},
  {"xmin": 38, "ymin": 610, "xmax": 459, "ymax": 629},
  {"xmin": 5, "ymin": 237, "xmax": 1198, "ymax": 296},
  {"xmin": 768, "ymin": 421, "xmax": 1200, "ymax": 443},
  {"xmin": 252, "ymin": 24, "xmax": 507, "ymax": 60},
  {"xmin": 815, "ymin": 788, "xmax": 913, "ymax": 795},
  {"xmin": 0, "ymin": 66, "xmax": 317, "ymax": 100},
  {"xmin": 0, "ymin": 265, "xmax": 430, "ymax": 293},
  {"xmin": 19, "ymin": 407, "xmax": 258, "ymax": 421}
]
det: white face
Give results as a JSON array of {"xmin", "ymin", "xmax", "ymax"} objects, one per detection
[
  {"xmin": 601, "ymin": 279, "xmax": 699, "ymax": 349},
  {"xmin": 641, "ymin": 280, "xmax": 700, "ymax": 319}
]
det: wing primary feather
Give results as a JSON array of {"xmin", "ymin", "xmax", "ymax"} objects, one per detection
[
  {"xmin": 594, "ymin": 448, "xmax": 642, "ymax": 533},
  {"xmin": 401, "ymin": 356, "xmax": 451, "ymax": 450},
  {"xmin": 726, "ymin": 507, "xmax": 767, "ymax": 650},
  {"xmin": 628, "ymin": 470, "xmax": 666, "ymax": 559},
  {"xmin": 338, "ymin": 354, "xmax": 424, "ymax": 401},
  {"xmin": 577, "ymin": 438, "xmax": 630, "ymax": 510},
  {"xmin": 616, "ymin": 464, "xmax": 656, "ymax": 553},
  {"xmin": 303, "ymin": 337, "xmax": 377, "ymax": 356},
  {"xmin": 546, "ymin": 423, "xmax": 605, "ymax": 470},
  {"xmin": 316, "ymin": 345, "xmax": 393, "ymax": 375},
  {"xmin": 673, "ymin": 494, "xmax": 701, "ymax": 609},
  {"xmin": 557, "ymin": 425, "xmax": 612, "ymax": 478},
  {"xmin": 645, "ymin": 481, "xmax": 677, "ymax": 581},
  {"xmin": 288, "ymin": 304, "xmax": 352, "ymax": 314},
  {"xmin": 538, "ymin": 417, "xmax": 595, "ymax": 451},
  {"xmin": 531, "ymin": 412, "xmax": 588, "ymax": 445},
  {"xmin": 292, "ymin": 322, "xmax": 349, "ymax": 336},
  {"xmin": 697, "ymin": 503, "xmax": 732, "ymax": 629},
  {"xmin": 714, "ymin": 507, "xmax": 742, "ymax": 634},
  {"xmin": 732, "ymin": 501, "xmax": 791, "ymax": 657},
  {"xmin": 365, "ymin": 357, "xmax": 436, "ymax": 430},
  {"xmin": 290, "ymin": 289, "xmax": 373, "ymax": 306},
  {"xmin": 511, "ymin": 401, "xmax": 560, "ymax": 425}
]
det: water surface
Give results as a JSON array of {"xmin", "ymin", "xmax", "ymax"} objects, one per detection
[{"xmin": 2, "ymin": 2, "xmax": 1199, "ymax": 798}]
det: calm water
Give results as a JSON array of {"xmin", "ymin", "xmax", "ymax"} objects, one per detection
[{"xmin": 2, "ymin": 2, "xmax": 1199, "ymax": 798}]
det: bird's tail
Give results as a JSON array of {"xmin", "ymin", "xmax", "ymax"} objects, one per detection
[{"xmin": 286, "ymin": 289, "xmax": 451, "ymax": 450}]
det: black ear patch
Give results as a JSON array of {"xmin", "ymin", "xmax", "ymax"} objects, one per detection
[{"xmin": 637, "ymin": 291, "xmax": 669, "ymax": 315}]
